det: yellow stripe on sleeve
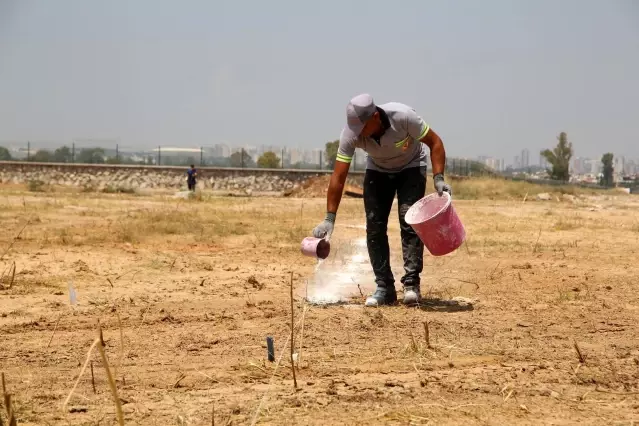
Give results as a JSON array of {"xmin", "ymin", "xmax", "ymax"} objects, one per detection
[
  {"xmin": 336, "ymin": 154, "xmax": 352, "ymax": 163},
  {"xmin": 394, "ymin": 136, "xmax": 410, "ymax": 147},
  {"xmin": 418, "ymin": 124, "xmax": 430, "ymax": 140}
]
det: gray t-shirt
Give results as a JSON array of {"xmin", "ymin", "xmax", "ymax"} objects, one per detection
[{"xmin": 336, "ymin": 102, "xmax": 430, "ymax": 173}]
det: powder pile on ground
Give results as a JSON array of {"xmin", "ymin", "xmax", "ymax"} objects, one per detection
[
  {"xmin": 284, "ymin": 175, "xmax": 363, "ymax": 198},
  {"xmin": 305, "ymin": 236, "xmax": 373, "ymax": 305}
]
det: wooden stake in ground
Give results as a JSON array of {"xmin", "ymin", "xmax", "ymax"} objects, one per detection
[
  {"xmin": 211, "ymin": 402, "xmax": 215, "ymax": 426},
  {"xmin": 91, "ymin": 362, "xmax": 96, "ymax": 394},
  {"xmin": 46, "ymin": 312, "xmax": 63, "ymax": 349},
  {"xmin": 573, "ymin": 340, "xmax": 586, "ymax": 364},
  {"xmin": 423, "ymin": 321, "xmax": 432, "ymax": 349},
  {"xmin": 96, "ymin": 323, "xmax": 124, "ymax": 426},
  {"xmin": 289, "ymin": 272, "xmax": 298, "ymax": 389},
  {"xmin": 2, "ymin": 372, "xmax": 17, "ymax": 426}
]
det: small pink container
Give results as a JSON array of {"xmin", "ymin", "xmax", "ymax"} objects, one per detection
[
  {"xmin": 405, "ymin": 192, "xmax": 465, "ymax": 256},
  {"xmin": 300, "ymin": 237, "xmax": 331, "ymax": 259}
]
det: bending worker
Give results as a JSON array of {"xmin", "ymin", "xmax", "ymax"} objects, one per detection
[{"xmin": 312, "ymin": 94, "xmax": 451, "ymax": 307}]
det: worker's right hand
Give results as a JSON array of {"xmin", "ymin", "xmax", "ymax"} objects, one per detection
[{"xmin": 312, "ymin": 213, "xmax": 336, "ymax": 240}]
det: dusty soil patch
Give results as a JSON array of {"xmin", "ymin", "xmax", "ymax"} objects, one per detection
[{"xmin": 0, "ymin": 186, "xmax": 638, "ymax": 425}]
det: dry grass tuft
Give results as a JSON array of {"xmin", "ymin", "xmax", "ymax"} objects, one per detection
[
  {"xmin": 452, "ymin": 177, "xmax": 610, "ymax": 200},
  {"xmin": 0, "ymin": 262, "xmax": 16, "ymax": 290}
]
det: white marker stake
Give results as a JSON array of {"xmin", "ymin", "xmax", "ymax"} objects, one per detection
[{"xmin": 68, "ymin": 280, "xmax": 77, "ymax": 306}]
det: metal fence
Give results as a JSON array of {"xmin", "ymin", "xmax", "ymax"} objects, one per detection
[{"xmin": 0, "ymin": 141, "xmax": 495, "ymax": 177}]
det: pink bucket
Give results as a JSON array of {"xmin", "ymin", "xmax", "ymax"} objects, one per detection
[
  {"xmin": 300, "ymin": 237, "xmax": 331, "ymax": 259},
  {"xmin": 405, "ymin": 192, "xmax": 465, "ymax": 256}
]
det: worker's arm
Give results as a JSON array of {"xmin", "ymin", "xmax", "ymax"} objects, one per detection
[
  {"xmin": 327, "ymin": 160, "xmax": 350, "ymax": 214},
  {"xmin": 405, "ymin": 109, "xmax": 452, "ymax": 195},
  {"xmin": 419, "ymin": 128, "xmax": 446, "ymax": 176},
  {"xmin": 312, "ymin": 135, "xmax": 355, "ymax": 239}
]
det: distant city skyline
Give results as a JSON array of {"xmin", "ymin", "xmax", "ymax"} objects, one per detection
[
  {"xmin": 2, "ymin": 137, "xmax": 638, "ymax": 166},
  {"xmin": 3, "ymin": 137, "xmax": 637, "ymax": 178}
]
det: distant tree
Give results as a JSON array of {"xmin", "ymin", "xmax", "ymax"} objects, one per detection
[
  {"xmin": 257, "ymin": 151, "xmax": 281, "ymax": 168},
  {"xmin": 77, "ymin": 147, "xmax": 106, "ymax": 164},
  {"xmin": 541, "ymin": 132, "xmax": 573, "ymax": 182},
  {"xmin": 230, "ymin": 150, "xmax": 255, "ymax": 168},
  {"xmin": 32, "ymin": 150, "xmax": 53, "ymax": 162},
  {"xmin": 325, "ymin": 140, "xmax": 339, "ymax": 169},
  {"xmin": 0, "ymin": 146, "xmax": 12, "ymax": 161},
  {"xmin": 600, "ymin": 153, "xmax": 614, "ymax": 187},
  {"xmin": 53, "ymin": 146, "xmax": 73, "ymax": 163}
]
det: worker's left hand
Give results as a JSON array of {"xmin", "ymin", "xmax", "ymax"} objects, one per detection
[{"xmin": 433, "ymin": 174, "xmax": 452, "ymax": 197}]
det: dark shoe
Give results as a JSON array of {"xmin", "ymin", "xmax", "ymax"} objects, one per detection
[
  {"xmin": 365, "ymin": 286, "xmax": 397, "ymax": 307},
  {"xmin": 402, "ymin": 285, "xmax": 421, "ymax": 305}
]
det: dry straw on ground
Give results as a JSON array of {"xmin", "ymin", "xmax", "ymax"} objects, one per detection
[{"xmin": 0, "ymin": 179, "xmax": 638, "ymax": 424}]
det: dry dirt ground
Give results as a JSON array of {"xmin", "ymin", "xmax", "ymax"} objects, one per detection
[{"xmin": 1, "ymin": 184, "xmax": 638, "ymax": 426}]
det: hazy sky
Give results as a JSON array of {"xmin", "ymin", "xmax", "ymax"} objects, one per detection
[{"xmin": 1, "ymin": 0, "xmax": 638, "ymax": 161}]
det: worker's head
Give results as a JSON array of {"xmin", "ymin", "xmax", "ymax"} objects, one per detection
[
  {"xmin": 344, "ymin": 93, "xmax": 382, "ymax": 139},
  {"xmin": 190, "ymin": 164, "xmax": 195, "ymax": 169}
]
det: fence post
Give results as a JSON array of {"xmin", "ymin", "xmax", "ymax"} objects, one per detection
[
  {"xmin": 319, "ymin": 151, "xmax": 323, "ymax": 170},
  {"xmin": 27, "ymin": 141, "xmax": 30, "ymax": 161},
  {"xmin": 200, "ymin": 147, "xmax": 203, "ymax": 166},
  {"xmin": 116, "ymin": 144, "xmax": 119, "ymax": 163},
  {"xmin": 282, "ymin": 149, "xmax": 285, "ymax": 168},
  {"xmin": 158, "ymin": 146, "xmax": 161, "ymax": 166},
  {"xmin": 72, "ymin": 142, "xmax": 75, "ymax": 163},
  {"xmin": 241, "ymin": 148, "xmax": 244, "ymax": 168}
]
